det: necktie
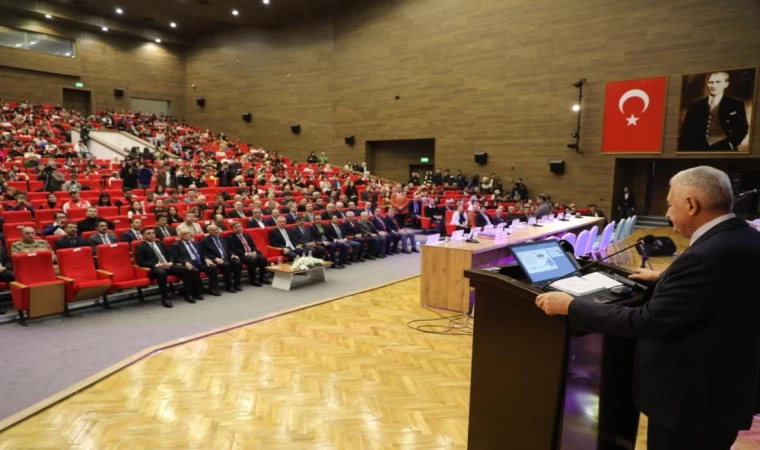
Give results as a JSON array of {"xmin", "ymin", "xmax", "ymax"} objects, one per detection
[
  {"xmin": 185, "ymin": 241, "xmax": 200, "ymax": 263},
  {"xmin": 161, "ymin": 227, "xmax": 169, "ymax": 237},
  {"xmin": 333, "ymin": 224, "xmax": 342, "ymax": 239},
  {"xmin": 239, "ymin": 234, "xmax": 251, "ymax": 253},
  {"xmin": 392, "ymin": 218, "xmax": 399, "ymax": 229},
  {"xmin": 214, "ymin": 236, "xmax": 225, "ymax": 258},
  {"xmin": 377, "ymin": 220, "xmax": 385, "ymax": 230},
  {"xmin": 281, "ymin": 228, "xmax": 295, "ymax": 250},
  {"xmin": 135, "ymin": 230, "xmax": 142, "ymax": 240},
  {"xmin": 102, "ymin": 233, "xmax": 110, "ymax": 244},
  {"xmin": 151, "ymin": 242, "xmax": 167, "ymax": 264}
]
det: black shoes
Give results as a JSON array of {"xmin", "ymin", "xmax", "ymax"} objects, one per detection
[
  {"xmin": 207, "ymin": 289, "xmax": 222, "ymax": 296},
  {"xmin": 412, "ymin": 248, "xmax": 420, "ymax": 253},
  {"xmin": 194, "ymin": 295, "xmax": 205, "ymax": 301},
  {"xmin": 260, "ymin": 278, "xmax": 272, "ymax": 285},
  {"xmin": 185, "ymin": 296, "xmax": 196, "ymax": 304},
  {"xmin": 226, "ymin": 288, "xmax": 237, "ymax": 294},
  {"xmin": 251, "ymin": 280, "xmax": 263, "ymax": 287},
  {"xmin": 234, "ymin": 285, "xmax": 243, "ymax": 292},
  {"xmin": 162, "ymin": 299, "xmax": 173, "ymax": 308}
]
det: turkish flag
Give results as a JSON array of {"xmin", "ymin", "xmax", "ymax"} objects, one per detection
[{"xmin": 601, "ymin": 76, "xmax": 667, "ymax": 153}]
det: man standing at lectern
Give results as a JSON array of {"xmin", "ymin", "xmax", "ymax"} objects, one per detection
[{"xmin": 535, "ymin": 166, "xmax": 760, "ymax": 450}]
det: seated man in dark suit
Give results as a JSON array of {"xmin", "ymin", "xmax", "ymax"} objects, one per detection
[
  {"xmin": 247, "ymin": 209, "xmax": 268, "ymax": 229},
  {"xmin": 199, "ymin": 224, "xmax": 240, "ymax": 293},
  {"xmin": 326, "ymin": 215, "xmax": 361, "ymax": 263},
  {"xmin": 0, "ymin": 243, "xmax": 15, "ymax": 313},
  {"xmin": 55, "ymin": 222, "xmax": 89, "ymax": 250},
  {"xmin": 384, "ymin": 208, "xmax": 418, "ymax": 253},
  {"xmin": 358, "ymin": 212, "xmax": 386, "ymax": 258},
  {"xmin": 268, "ymin": 216, "xmax": 305, "ymax": 262},
  {"xmin": 263, "ymin": 209, "xmax": 280, "ymax": 227},
  {"xmin": 285, "ymin": 206, "xmax": 300, "ymax": 225},
  {"xmin": 583, "ymin": 204, "xmax": 607, "ymax": 224},
  {"xmin": 471, "ymin": 204, "xmax": 492, "ymax": 228},
  {"xmin": 88, "ymin": 220, "xmax": 119, "ymax": 247},
  {"xmin": 536, "ymin": 166, "xmax": 760, "ymax": 450},
  {"xmin": 290, "ymin": 216, "xmax": 326, "ymax": 258},
  {"xmin": 134, "ymin": 227, "xmax": 189, "ymax": 308},
  {"xmin": 154, "ymin": 215, "xmax": 176, "ymax": 240},
  {"xmin": 371, "ymin": 209, "xmax": 400, "ymax": 255},
  {"xmin": 490, "ymin": 206, "xmax": 505, "ymax": 225},
  {"xmin": 121, "ymin": 218, "xmax": 144, "ymax": 243},
  {"xmin": 344, "ymin": 211, "xmax": 376, "ymax": 260},
  {"xmin": 227, "ymin": 222, "xmax": 270, "ymax": 286},
  {"xmin": 310, "ymin": 214, "xmax": 348, "ymax": 268},
  {"xmin": 424, "ymin": 199, "xmax": 446, "ymax": 235},
  {"xmin": 408, "ymin": 194, "xmax": 424, "ymax": 228},
  {"xmin": 170, "ymin": 229, "xmax": 216, "ymax": 301}
]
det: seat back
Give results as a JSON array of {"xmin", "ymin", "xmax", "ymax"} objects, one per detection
[
  {"xmin": 67, "ymin": 208, "xmax": 89, "ymax": 221},
  {"xmin": 96, "ymin": 243, "xmax": 137, "ymax": 283},
  {"xmin": 559, "ymin": 232, "xmax": 576, "ymax": 247},
  {"xmin": 612, "ymin": 217, "xmax": 627, "ymax": 243},
  {"xmin": 3, "ymin": 222, "xmax": 35, "ymax": 240},
  {"xmin": 585, "ymin": 226, "xmax": 599, "ymax": 255},
  {"xmin": 12, "ymin": 250, "xmax": 58, "ymax": 285},
  {"xmin": 249, "ymin": 227, "xmax": 273, "ymax": 257},
  {"xmin": 2, "ymin": 210, "xmax": 33, "ymax": 224},
  {"xmin": 597, "ymin": 221, "xmax": 615, "ymax": 251},
  {"xmin": 574, "ymin": 230, "xmax": 590, "ymax": 258},
  {"xmin": 97, "ymin": 206, "xmax": 118, "ymax": 217},
  {"xmin": 57, "ymin": 247, "xmax": 99, "ymax": 282}
]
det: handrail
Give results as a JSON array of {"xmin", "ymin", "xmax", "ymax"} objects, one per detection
[
  {"xmin": 87, "ymin": 133, "xmax": 129, "ymax": 159},
  {"xmin": 118, "ymin": 131, "xmax": 179, "ymax": 160}
]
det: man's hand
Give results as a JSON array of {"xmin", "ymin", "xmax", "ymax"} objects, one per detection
[
  {"xmin": 0, "ymin": 266, "xmax": 6, "ymax": 273},
  {"xmin": 628, "ymin": 268, "xmax": 661, "ymax": 282},
  {"xmin": 535, "ymin": 292, "xmax": 574, "ymax": 316},
  {"xmin": 231, "ymin": 255, "xmax": 239, "ymax": 260},
  {"xmin": 185, "ymin": 262, "xmax": 193, "ymax": 269},
  {"xmin": 214, "ymin": 257, "xmax": 224, "ymax": 264},
  {"xmin": 205, "ymin": 258, "xmax": 215, "ymax": 266}
]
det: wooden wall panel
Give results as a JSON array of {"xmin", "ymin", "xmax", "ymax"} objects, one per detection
[
  {"xmin": 0, "ymin": 12, "xmax": 186, "ymax": 118},
  {"xmin": 186, "ymin": 0, "xmax": 760, "ymax": 211},
  {"xmin": 367, "ymin": 139, "xmax": 435, "ymax": 183}
]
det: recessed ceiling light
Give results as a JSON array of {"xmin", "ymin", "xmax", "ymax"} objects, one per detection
[
  {"xmin": 45, "ymin": 14, "xmax": 53, "ymax": 19},
  {"xmin": 232, "ymin": 9, "xmax": 239, "ymax": 16},
  {"xmin": 170, "ymin": 22, "xmax": 177, "ymax": 28},
  {"xmin": 115, "ymin": 7, "xmax": 123, "ymax": 14},
  {"xmin": 102, "ymin": 27, "xmax": 109, "ymax": 32},
  {"xmin": 263, "ymin": 0, "xmax": 270, "ymax": 4},
  {"xmin": 155, "ymin": 38, "xmax": 161, "ymax": 43}
]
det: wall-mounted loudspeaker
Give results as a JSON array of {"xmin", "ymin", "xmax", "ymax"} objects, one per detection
[
  {"xmin": 196, "ymin": 97, "xmax": 206, "ymax": 108},
  {"xmin": 114, "ymin": 88, "xmax": 124, "ymax": 97},
  {"xmin": 474, "ymin": 152, "xmax": 488, "ymax": 165},
  {"xmin": 550, "ymin": 160, "xmax": 566, "ymax": 175},
  {"xmin": 242, "ymin": 113, "xmax": 252, "ymax": 123},
  {"xmin": 291, "ymin": 124, "xmax": 301, "ymax": 135},
  {"xmin": 345, "ymin": 136, "xmax": 355, "ymax": 146}
]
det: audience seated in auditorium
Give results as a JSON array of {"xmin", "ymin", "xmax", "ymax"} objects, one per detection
[{"xmin": 55, "ymin": 223, "xmax": 89, "ymax": 249}]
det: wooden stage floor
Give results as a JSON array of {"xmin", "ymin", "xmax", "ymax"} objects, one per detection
[{"xmin": 0, "ymin": 228, "xmax": 758, "ymax": 449}]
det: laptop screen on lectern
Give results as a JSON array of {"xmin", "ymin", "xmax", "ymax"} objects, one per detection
[{"xmin": 509, "ymin": 240, "xmax": 579, "ymax": 285}]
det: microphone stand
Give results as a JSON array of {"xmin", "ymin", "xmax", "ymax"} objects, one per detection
[{"xmin": 637, "ymin": 241, "xmax": 652, "ymax": 270}]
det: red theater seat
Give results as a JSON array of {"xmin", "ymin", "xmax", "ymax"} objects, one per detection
[
  {"xmin": 96, "ymin": 243, "xmax": 150, "ymax": 298},
  {"xmin": 2, "ymin": 210, "xmax": 33, "ymax": 224},
  {"xmin": 56, "ymin": 247, "xmax": 113, "ymax": 307},
  {"xmin": 10, "ymin": 250, "xmax": 66, "ymax": 324}
]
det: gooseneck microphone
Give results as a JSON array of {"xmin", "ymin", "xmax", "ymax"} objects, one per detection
[
  {"xmin": 538, "ymin": 239, "xmax": 644, "ymax": 291},
  {"xmin": 734, "ymin": 189, "xmax": 758, "ymax": 204}
]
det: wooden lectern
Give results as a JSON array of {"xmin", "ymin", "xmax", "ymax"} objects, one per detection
[{"xmin": 464, "ymin": 262, "xmax": 643, "ymax": 450}]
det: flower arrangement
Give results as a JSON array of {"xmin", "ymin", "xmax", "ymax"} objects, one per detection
[{"xmin": 291, "ymin": 255, "xmax": 325, "ymax": 271}]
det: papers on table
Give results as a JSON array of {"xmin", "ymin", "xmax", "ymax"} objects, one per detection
[
  {"xmin": 551, "ymin": 272, "xmax": 623, "ymax": 296},
  {"xmin": 425, "ymin": 234, "xmax": 441, "ymax": 245}
]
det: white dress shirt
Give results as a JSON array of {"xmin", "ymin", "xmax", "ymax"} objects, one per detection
[{"xmin": 689, "ymin": 213, "xmax": 735, "ymax": 246}]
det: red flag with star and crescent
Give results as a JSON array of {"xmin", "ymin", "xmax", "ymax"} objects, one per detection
[{"xmin": 601, "ymin": 76, "xmax": 667, "ymax": 153}]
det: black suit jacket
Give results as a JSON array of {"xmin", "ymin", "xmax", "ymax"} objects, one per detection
[
  {"xmin": 268, "ymin": 227, "xmax": 295, "ymax": 249},
  {"xmin": 310, "ymin": 223, "xmax": 331, "ymax": 242},
  {"xmin": 341, "ymin": 220, "xmax": 361, "ymax": 238},
  {"xmin": 285, "ymin": 212, "xmax": 299, "ymax": 224},
  {"xmin": 121, "ymin": 229, "xmax": 144, "ymax": 244},
  {"xmin": 324, "ymin": 223, "xmax": 346, "ymax": 241},
  {"xmin": 409, "ymin": 200, "xmax": 423, "ymax": 216},
  {"xmin": 290, "ymin": 225, "xmax": 314, "ymax": 245},
  {"xmin": 155, "ymin": 226, "xmax": 176, "ymax": 240},
  {"xmin": 55, "ymin": 236, "xmax": 89, "ymax": 250},
  {"xmin": 227, "ymin": 232, "xmax": 259, "ymax": 257},
  {"xmin": 135, "ymin": 240, "xmax": 173, "ymax": 268},
  {"xmin": 679, "ymin": 96, "xmax": 749, "ymax": 151},
  {"xmin": 247, "ymin": 218, "xmax": 268, "ymax": 229},
  {"xmin": 199, "ymin": 235, "xmax": 231, "ymax": 260},
  {"xmin": 473, "ymin": 212, "xmax": 491, "ymax": 228},
  {"xmin": 171, "ymin": 240, "xmax": 204, "ymax": 266},
  {"xmin": 263, "ymin": 217, "xmax": 277, "ymax": 227},
  {"xmin": 0, "ymin": 246, "xmax": 13, "ymax": 269},
  {"xmin": 568, "ymin": 217, "xmax": 760, "ymax": 431}
]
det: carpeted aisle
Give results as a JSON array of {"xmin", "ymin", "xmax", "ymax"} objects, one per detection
[{"xmin": 0, "ymin": 253, "xmax": 421, "ymax": 421}]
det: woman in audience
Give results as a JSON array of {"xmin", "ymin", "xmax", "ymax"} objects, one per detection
[
  {"xmin": 97, "ymin": 192, "xmax": 112, "ymax": 207},
  {"xmin": 127, "ymin": 200, "xmax": 146, "ymax": 218},
  {"xmin": 154, "ymin": 184, "xmax": 169, "ymax": 198},
  {"xmin": 40, "ymin": 193, "xmax": 59, "ymax": 209},
  {"xmin": 211, "ymin": 204, "xmax": 227, "ymax": 219},
  {"xmin": 307, "ymin": 152, "xmax": 318, "ymax": 163},
  {"xmin": 344, "ymin": 180, "xmax": 358, "ymax": 202},
  {"xmin": 166, "ymin": 205, "xmax": 181, "ymax": 225}
]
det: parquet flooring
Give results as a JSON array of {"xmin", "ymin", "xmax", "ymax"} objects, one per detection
[{"xmin": 0, "ymin": 227, "xmax": 758, "ymax": 449}]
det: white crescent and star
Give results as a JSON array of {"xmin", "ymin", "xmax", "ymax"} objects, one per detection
[{"xmin": 618, "ymin": 89, "xmax": 649, "ymax": 127}]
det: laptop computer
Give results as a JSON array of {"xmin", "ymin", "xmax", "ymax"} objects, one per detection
[{"xmin": 508, "ymin": 240, "xmax": 580, "ymax": 286}]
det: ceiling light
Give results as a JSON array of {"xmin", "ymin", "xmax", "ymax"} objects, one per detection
[
  {"xmin": 232, "ymin": 9, "xmax": 239, "ymax": 16},
  {"xmin": 572, "ymin": 104, "xmax": 580, "ymax": 112},
  {"xmin": 263, "ymin": 0, "xmax": 270, "ymax": 4},
  {"xmin": 102, "ymin": 27, "xmax": 109, "ymax": 32},
  {"xmin": 45, "ymin": 14, "xmax": 53, "ymax": 19},
  {"xmin": 115, "ymin": 7, "xmax": 123, "ymax": 14},
  {"xmin": 155, "ymin": 38, "xmax": 161, "ymax": 43},
  {"xmin": 65, "ymin": 52, "xmax": 71, "ymax": 56},
  {"xmin": 170, "ymin": 22, "xmax": 177, "ymax": 28}
]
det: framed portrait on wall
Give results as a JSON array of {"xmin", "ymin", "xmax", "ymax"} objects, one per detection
[{"xmin": 677, "ymin": 68, "xmax": 756, "ymax": 153}]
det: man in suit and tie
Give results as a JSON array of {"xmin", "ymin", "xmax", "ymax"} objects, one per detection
[
  {"xmin": 358, "ymin": 212, "xmax": 386, "ymax": 258},
  {"xmin": 678, "ymin": 72, "xmax": 749, "ymax": 152},
  {"xmin": 199, "ymin": 224, "xmax": 240, "ymax": 293},
  {"xmin": 618, "ymin": 186, "xmax": 636, "ymax": 219},
  {"xmin": 290, "ymin": 216, "xmax": 326, "ymax": 258},
  {"xmin": 134, "ymin": 227, "xmax": 189, "ymax": 308},
  {"xmin": 371, "ymin": 208, "xmax": 400, "ymax": 255},
  {"xmin": 333, "ymin": 202, "xmax": 347, "ymax": 219},
  {"xmin": 533, "ymin": 194, "xmax": 552, "ymax": 219},
  {"xmin": 384, "ymin": 208, "xmax": 418, "ymax": 253},
  {"xmin": 285, "ymin": 205, "xmax": 300, "ymax": 224},
  {"xmin": 88, "ymin": 220, "xmax": 119, "ymax": 248},
  {"xmin": 263, "ymin": 209, "xmax": 280, "ymax": 227},
  {"xmin": 268, "ymin": 216, "xmax": 305, "ymax": 261},
  {"xmin": 154, "ymin": 215, "xmax": 176, "ymax": 240},
  {"xmin": 55, "ymin": 223, "xmax": 89, "ymax": 250},
  {"xmin": 361, "ymin": 201, "xmax": 375, "ymax": 217},
  {"xmin": 326, "ymin": 215, "xmax": 361, "ymax": 263},
  {"xmin": 424, "ymin": 199, "xmax": 447, "ymax": 235},
  {"xmin": 583, "ymin": 204, "xmax": 607, "ymax": 225},
  {"xmin": 472, "ymin": 204, "xmax": 492, "ymax": 228},
  {"xmin": 490, "ymin": 206, "xmax": 505, "ymax": 225},
  {"xmin": 311, "ymin": 214, "xmax": 348, "ymax": 268},
  {"xmin": 408, "ymin": 194, "xmax": 423, "ymax": 228},
  {"xmin": 390, "ymin": 185, "xmax": 409, "ymax": 227},
  {"xmin": 536, "ymin": 166, "xmax": 760, "ymax": 450},
  {"xmin": 121, "ymin": 218, "xmax": 144, "ymax": 243},
  {"xmin": 247, "ymin": 209, "xmax": 268, "ymax": 229},
  {"xmin": 227, "ymin": 222, "xmax": 269, "ymax": 286},
  {"xmin": 229, "ymin": 201, "xmax": 248, "ymax": 220},
  {"xmin": 301, "ymin": 204, "xmax": 317, "ymax": 223},
  {"xmin": 341, "ymin": 212, "xmax": 374, "ymax": 260},
  {"xmin": 171, "ymin": 229, "xmax": 216, "ymax": 301}
]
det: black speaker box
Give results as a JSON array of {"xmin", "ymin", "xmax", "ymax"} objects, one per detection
[
  {"xmin": 345, "ymin": 136, "xmax": 355, "ymax": 146},
  {"xmin": 114, "ymin": 88, "xmax": 124, "ymax": 97},
  {"xmin": 550, "ymin": 160, "xmax": 565, "ymax": 174},
  {"xmin": 242, "ymin": 113, "xmax": 252, "ymax": 123},
  {"xmin": 196, "ymin": 97, "xmax": 206, "ymax": 108},
  {"xmin": 474, "ymin": 152, "xmax": 488, "ymax": 165},
  {"xmin": 291, "ymin": 124, "xmax": 301, "ymax": 134}
]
